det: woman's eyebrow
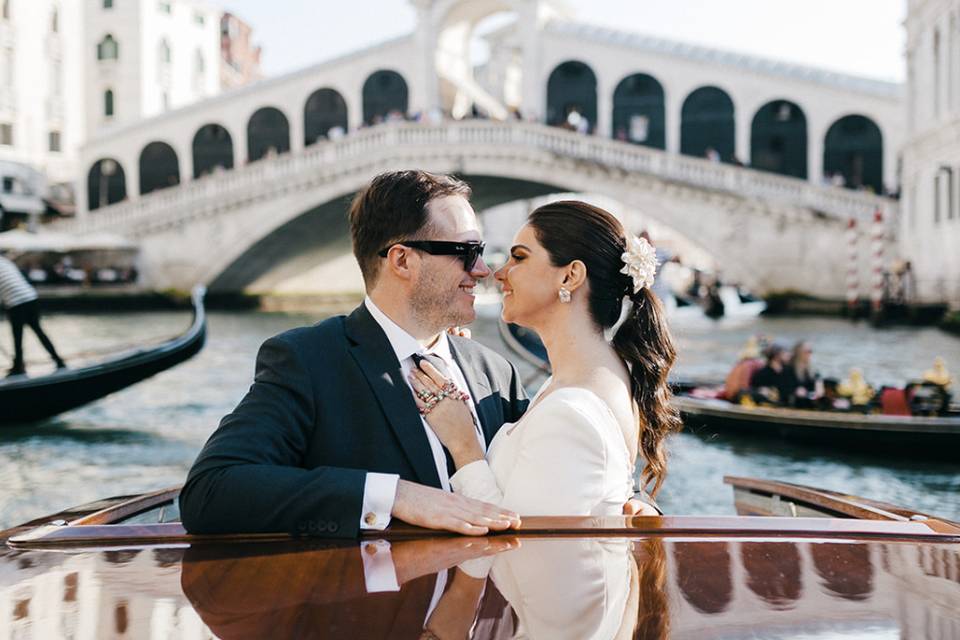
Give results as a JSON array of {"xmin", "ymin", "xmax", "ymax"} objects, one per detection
[{"xmin": 510, "ymin": 244, "xmax": 531, "ymax": 252}]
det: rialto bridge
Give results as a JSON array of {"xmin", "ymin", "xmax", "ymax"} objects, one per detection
[{"xmin": 62, "ymin": 0, "xmax": 902, "ymax": 297}]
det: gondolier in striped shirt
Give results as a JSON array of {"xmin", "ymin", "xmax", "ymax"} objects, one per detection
[{"xmin": 0, "ymin": 254, "xmax": 65, "ymax": 377}]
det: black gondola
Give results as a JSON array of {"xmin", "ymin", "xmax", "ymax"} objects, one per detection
[
  {"xmin": 675, "ymin": 393, "xmax": 960, "ymax": 459},
  {"xmin": 0, "ymin": 286, "xmax": 206, "ymax": 426}
]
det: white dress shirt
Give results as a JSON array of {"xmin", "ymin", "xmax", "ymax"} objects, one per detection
[{"xmin": 360, "ymin": 297, "xmax": 485, "ymax": 531}]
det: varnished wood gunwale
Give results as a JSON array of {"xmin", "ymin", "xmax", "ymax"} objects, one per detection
[
  {"xmin": 8, "ymin": 514, "xmax": 960, "ymax": 550},
  {"xmin": 724, "ymin": 476, "xmax": 960, "ymax": 526}
]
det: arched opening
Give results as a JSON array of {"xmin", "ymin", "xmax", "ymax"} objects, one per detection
[
  {"xmin": 741, "ymin": 542, "xmax": 802, "ymax": 609},
  {"xmin": 51, "ymin": 8, "xmax": 59, "ymax": 32},
  {"xmin": 247, "ymin": 107, "xmax": 290, "ymax": 162},
  {"xmin": 192, "ymin": 124, "xmax": 233, "ymax": 178},
  {"xmin": 681, "ymin": 86, "xmax": 735, "ymax": 161},
  {"xmin": 811, "ymin": 543, "xmax": 873, "ymax": 601},
  {"xmin": 823, "ymin": 115, "xmax": 883, "ymax": 193},
  {"xmin": 304, "ymin": 88, "xmax": 348, "ymax": 145},
  {"xmin": 104, "ymin": 89, "xmax": 115, "ymax": 117},
  {"xmin": 2, "ymin": 0, "xmax": 9, "ymax": 20},
  {"xmin": 673, "ymin": 542, "xmax": 733, "ymax": 614},
  {"xmin": 546, "ymin": 61, "xmax": 597, "ymax": 132},
  {"xmin": 362, "ymin": 70, "xmax": 408, "ymax": 125},
  {"xmin": 97, "ymin": 34, "xmax": 119, "ymax": 61},
  {"xmin": 751, "ymin": 100, "xmax": 807, "ymax": 179},
  {"xmin": 612, "ymin": 73, "xmax": 665, "ymax": 148},
  {"xmin": 139, "ymin": 141, "xmax": 180, "ymax": 195},
  {"xmin": 87, "ymin": 158, "xmax": 126, "ymax": 211}
]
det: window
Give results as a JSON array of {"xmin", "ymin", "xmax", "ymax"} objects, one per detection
[
  {"xmin": 0, "ymin": 123, "xmax": 12, "ymax": 146},
  {"xmin": 49, "ymin": 131, "xmax": 61, "ymax": 152},
  {"xmin": 194, "ymin": 49, "xmax": 205, "ymax": 74},
  {"xmin": 2, "ymin": 0, "xmax": 9, "ymax": 20},
  {"xmin": 97, "ymin": 35, "xmax": 119, "ymax": 61},
  {"xmin": 935, "ymin": 167, "xmax": 952, "ymax": 223},
  {"xmin": 158, "ymin": 2, "xmax": 171, "ymax": 14},
  {"xmin": 103, "ymin": 0, "xmax": 113, "ymax": 8},
  {"xmin": 51, "ymin": 8, "xmax": 59, "ymax": 33},
  {"xmin": 158, "ymin": 39, "xmax": 171, "ymax": 64},
  {"xmin": 194, "ymin": 12, "xmax": 204, "ymax": 26},
  {"xmin": 50, "ymin": 61, "xmax": 62, "ymax": 96},
  {"xmin": 934, "ymin": 29, "xmax": 942, "ymax": 118},
  {"xmin": 104, "ymin": 89, "xmax": 114, "ymax": 117},
  {"xmin": 1, "ymin": 48, "xmax": 12, "ymax": 86}
]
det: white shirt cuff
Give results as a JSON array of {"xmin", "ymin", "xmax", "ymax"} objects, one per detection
[
  {"xmin": 361, "ymin": 472, "xmax": 399, "ymax": 530},
  {"xmin": 360, "ymin": 540, "xmax": 400, "ymax": 592}
]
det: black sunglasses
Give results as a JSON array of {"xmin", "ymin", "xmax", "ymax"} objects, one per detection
[{"xmin": 378, "ymin": 240, "xmax": 486, "ymax": 271}]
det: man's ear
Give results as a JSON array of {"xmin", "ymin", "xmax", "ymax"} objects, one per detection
[
  {"xmin": 562, "ymin": 260, "xmax": 587, "ymax": 292},
  {"xmin": 384, "ymin": 245, "xmax": 416, "ymax": 281}
]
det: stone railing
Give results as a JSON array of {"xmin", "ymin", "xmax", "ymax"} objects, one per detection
[{"xmin": 58, "ymin": 121, "xmax": 898, "ymax": 237}]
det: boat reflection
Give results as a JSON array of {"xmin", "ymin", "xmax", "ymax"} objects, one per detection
[{"xmin": 2, "ymin": 537, "xmax": 960, "ymax": 638}]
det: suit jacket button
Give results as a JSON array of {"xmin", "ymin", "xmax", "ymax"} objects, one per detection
[{"xmin": 364, "ymin": 512, "xmax": 377, "ymax": 526}]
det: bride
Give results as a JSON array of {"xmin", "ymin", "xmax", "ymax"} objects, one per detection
[{"xmin": 408, "ymin": 201, "xmax": 681, "ymax": 515}]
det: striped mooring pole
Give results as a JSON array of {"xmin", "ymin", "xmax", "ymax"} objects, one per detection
[
  {"xmin": 846, "ymin": 218, "xmax": 860, "ymax": 314},
  {"xmin": 870, "ymin": 208, "xmax": 885, "ymax": 315}
]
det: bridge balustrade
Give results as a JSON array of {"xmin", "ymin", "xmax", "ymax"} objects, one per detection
[{"xmin": 59, "ymin": 121, "xmax": 896, "ymax": 239}]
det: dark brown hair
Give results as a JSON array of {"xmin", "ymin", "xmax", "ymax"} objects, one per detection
[
  {"xmin": 348, "ymin": 170, "xmax": 471, "ymax": 287},
  {"xmin": 527, "ymin": 200, "xmax": 682, "ymax": 496}
]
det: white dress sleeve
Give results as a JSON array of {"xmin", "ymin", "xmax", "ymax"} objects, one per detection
[{"xmin": 450, "ymin": 393, "xmax": 609, "ymax": 515}]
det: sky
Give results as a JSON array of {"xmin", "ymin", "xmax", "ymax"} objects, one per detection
[{"xmin": 210, "ymin": 0, "xmax": 907, "ymax": 82}]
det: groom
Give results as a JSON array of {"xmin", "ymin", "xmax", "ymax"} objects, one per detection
[{"xmin": 180, "ymin": 170, "xmax": 654, "ymax": 538}]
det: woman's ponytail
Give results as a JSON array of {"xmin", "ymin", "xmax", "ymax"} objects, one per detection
[{"xmin": 611, "ymin": 287, "xmax": 682, "ymax": 496}]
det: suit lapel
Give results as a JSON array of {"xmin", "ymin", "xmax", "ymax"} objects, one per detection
[
  {"xmin": 345, "ymin": 304, "xmax": 442, "ymax": 488},
  {"xmin": 447, "ymin": 337, "xmax": 498, "ymax": 446}
]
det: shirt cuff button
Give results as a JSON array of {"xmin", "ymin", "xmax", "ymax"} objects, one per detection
[{"xmin": 364, "ymin": 512, "xmax": 377, "ymax": 526}]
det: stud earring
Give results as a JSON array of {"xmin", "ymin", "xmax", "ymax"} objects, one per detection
[{"xmin": 558, "ymin": 287, "xmax": 571, "ymax": 303}]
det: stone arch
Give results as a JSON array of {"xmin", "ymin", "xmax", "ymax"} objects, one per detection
[
  {"xmin": 612, "ymin": 72, "xmax": 665, "ymax": 148},
  {"xmin": 823, "ymin": 114, "xmax": 883, "ymax": 193},
  {"xmin": 304, "ymin": 88, "xmax": 348, "ymax": 144},
  {"xmin": 362, "ymin": 70, "xmax": 409, "ymax": 125},
  {"xmin": 741, "ymin": 542, "xmax": 802, "ymax": 609},
  {"xmin": 546, "ymin": 60, "xmax": 597, "ymax": 132},
  {"xmin": 87, "ymin": 158, "xmax": 127, "ymax": 211},
  {"xmin": 192, "ymin": 123, "xmax": 234, "ymax": 178},
  {"xmin": 247, "ymin": 106, "xmax": 291, "ymax": 162},
  {"xmin": 139, "ymin": 141, "xmax": 180, "ymax": 195},
  {"xmin": 751, "ymin": 99, "xmax": 807, "ymax": 179},
  {"xmin": 681, "ymin": 86, "xmax": 735, "ymax": 161},
  {"xmin": 673, "ymin": 542, "xmax": 733, "ymax": 614}
]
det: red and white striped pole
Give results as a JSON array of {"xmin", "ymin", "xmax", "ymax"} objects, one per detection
[
  {"xmin": 870, "ymin": 208, "xmax": 885, "ymax": 315},
  {"xmin": 846, "ymin": 218, "xmax": 860, "ymax": 314}
]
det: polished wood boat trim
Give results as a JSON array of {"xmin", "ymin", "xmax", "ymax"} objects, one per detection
[
  {"xmin": 70, "ymin": 486, "xmax": 182, "ymax": 525},
  {"xmin": 9, "ymin": 514, "xmax": 960, "ymax": 549},
  {"xmin": 724, "ymin": 476, "xmax": 960, "ymax": 527}
]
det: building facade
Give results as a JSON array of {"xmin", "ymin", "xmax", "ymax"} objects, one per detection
[
  {"xmin": 0, "ymin": 0, "xmax": 259, "ymax": 195},
  {"xmin": 902, "ymin": 0, "xmax": 960, "ymax": 305}
]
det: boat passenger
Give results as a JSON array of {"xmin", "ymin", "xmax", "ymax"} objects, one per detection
[
  {"xmin": 722, "ymin": 336, "xmax": 765, "ymax": 401},
  {"xmin": 785, "ymin": 340, "xmax": 824, "ymax": 408},
  {"xmin": 836, "ymin": 368, "xmax": 875, "ymax": 411},
  {"xmin": 749, "ymin": 343, "xmax": 793, "ymax": 405}
]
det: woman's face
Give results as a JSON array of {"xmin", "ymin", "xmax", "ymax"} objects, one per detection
[{"xmin": 494, "ymin": 224, "xmax": 566, "ymax": 326}]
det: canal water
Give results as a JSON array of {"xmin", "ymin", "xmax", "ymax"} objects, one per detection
[{"xmin": 1, "ymin": 304, "xmax": 958, "ymax": 529}]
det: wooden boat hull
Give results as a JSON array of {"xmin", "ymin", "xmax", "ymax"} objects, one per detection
[
  {"xmin": 676, "ymin": 394, "xmax": 960, "ymax": 458},
  {"xmin": 0, "ymin": 287, "xmax": 206, "ymax": 426}
]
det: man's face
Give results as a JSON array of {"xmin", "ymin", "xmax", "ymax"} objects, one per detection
[{"xmin": 409, "ymin": 195, "xmax": 490, "ymax": 332}]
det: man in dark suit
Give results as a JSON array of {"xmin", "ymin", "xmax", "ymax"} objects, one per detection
[{"xmin": 180, "ymin": 170, "xmax": 528, "ymax": 537}]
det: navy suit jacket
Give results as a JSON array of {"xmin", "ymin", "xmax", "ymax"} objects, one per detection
[{"xmin": 179, "ymin": 303, "xmax": 529, "ymax": 538}]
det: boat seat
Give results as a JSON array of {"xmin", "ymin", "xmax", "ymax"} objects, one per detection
[{"xmin": 880, "ymin": 388, "xmax": 911, "ymax": 416}]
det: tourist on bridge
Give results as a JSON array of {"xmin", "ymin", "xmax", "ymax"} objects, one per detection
[{"xmin": 0, "ymin": 253, "xmax": 66, "ymax": 377}]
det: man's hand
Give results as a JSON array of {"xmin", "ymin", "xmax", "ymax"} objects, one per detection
[{"xmin": 393, "ymin": 480, "xmax": 521, "ymax": 535}]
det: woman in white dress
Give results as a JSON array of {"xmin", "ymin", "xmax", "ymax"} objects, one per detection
[{"xmin": 408, "ymin": 201, "xmax": 681, "ymax": 516}]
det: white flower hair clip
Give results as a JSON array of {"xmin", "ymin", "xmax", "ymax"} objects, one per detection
[{"xmin": 620, "ymin": 236, "xmax": 659, "ymax": 294}]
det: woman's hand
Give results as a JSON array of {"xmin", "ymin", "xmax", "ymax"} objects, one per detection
[{"xmin": 409, "ymin": 361, "xmax": 484, "ymax": 469}]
